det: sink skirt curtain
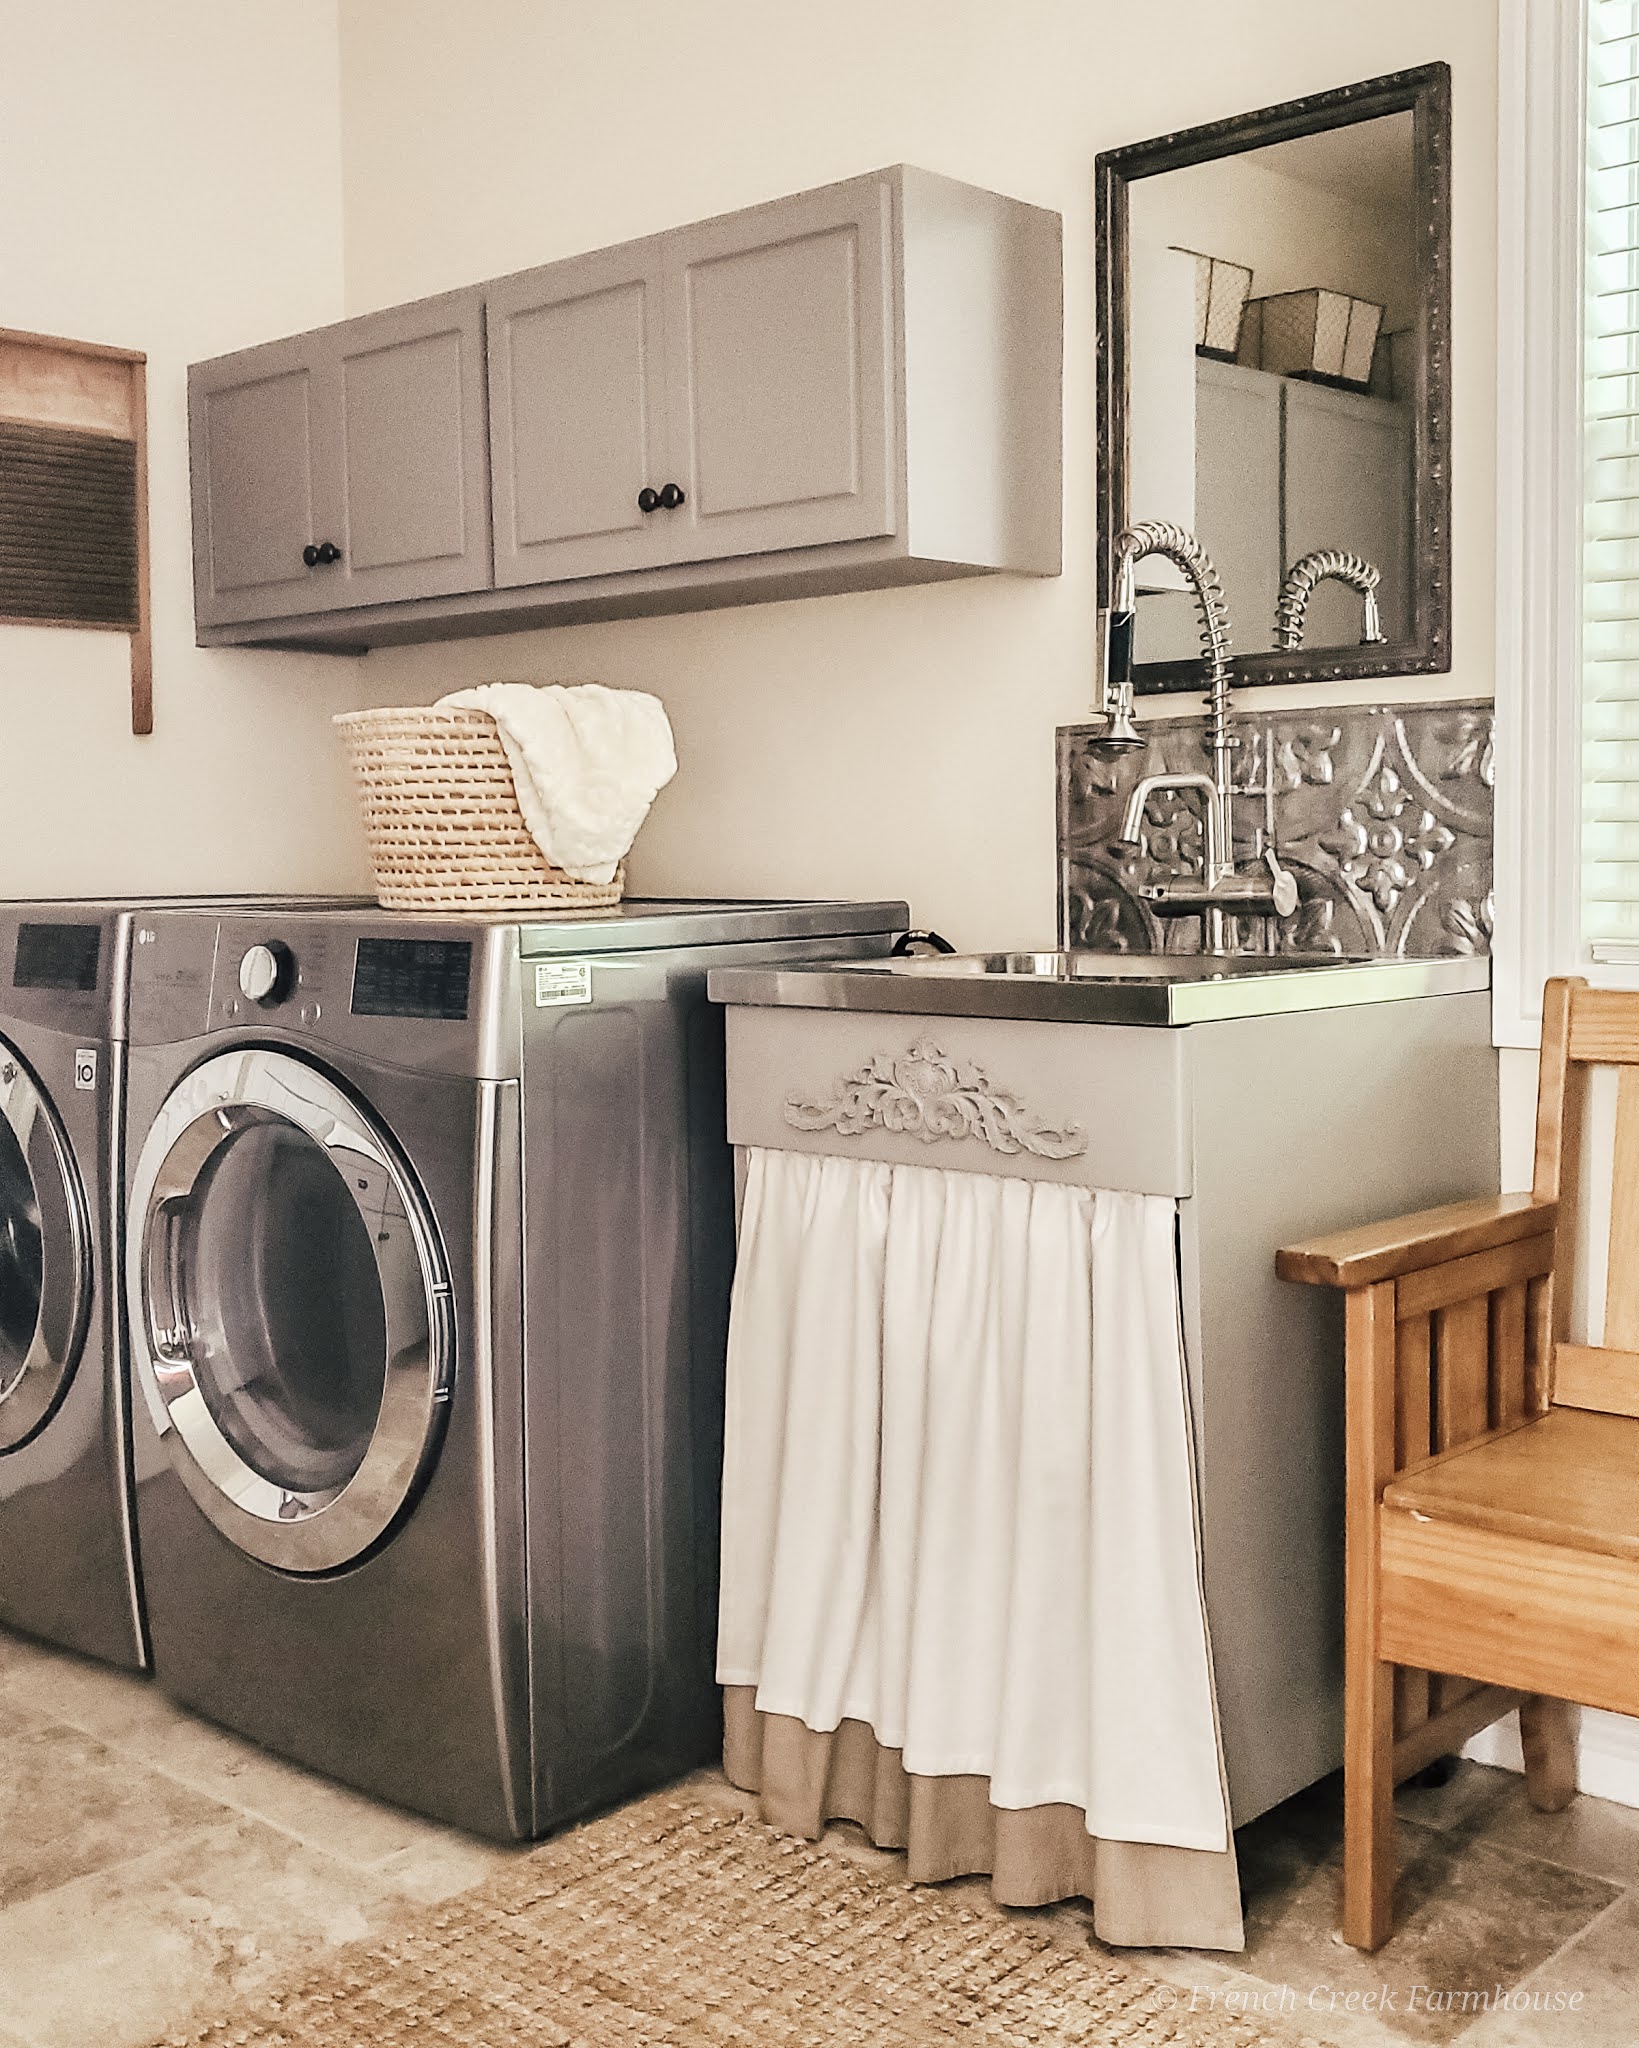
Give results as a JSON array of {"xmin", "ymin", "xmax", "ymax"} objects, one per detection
[{"xmin": 716, "ymin": 1147, "xmax": 1243, "ymax": 1951}]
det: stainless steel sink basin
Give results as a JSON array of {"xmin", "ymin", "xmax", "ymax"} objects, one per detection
[{"xmin": 708, "ymin": 948, "xmax": 1491, "ymax": 1026}]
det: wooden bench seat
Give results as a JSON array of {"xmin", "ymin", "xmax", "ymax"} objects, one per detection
[
  {"xmin": 1386, "ymin": 1408, "xmax": 1639, "ymax": 1561},
  {"xmin": 1278, "ymin": 977, "xmax": 1639, "ymax": 1951}
]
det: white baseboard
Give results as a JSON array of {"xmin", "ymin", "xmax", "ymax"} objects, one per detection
[{"xmin": 1462, "ymin": 1707, "xmax": 1639, "ymax": 1809}]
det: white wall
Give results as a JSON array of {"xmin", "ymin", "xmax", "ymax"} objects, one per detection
[
  {"xmin": 0, "ymin": 0, "xmax": 390, "ymax": 898},
  {"xmin": 1129, "ymin": 139, "xmax": 1420, "ymax": 337},
  {"xmin": 336, "ymin": 0, "xmax": 1497, "ymax": 945}
]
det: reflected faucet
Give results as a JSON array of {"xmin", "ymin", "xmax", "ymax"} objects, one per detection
[
  {"xmin": 1098, "ymin": 519, "xmax": 1297, "ymax": 955},
  {"xmin": 1274, "ymin": 549, "xmax": 1386, "ymax": 651}
]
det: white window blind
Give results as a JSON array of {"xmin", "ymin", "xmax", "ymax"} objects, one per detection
[{"xmin": 1585, "ymin": 0, "xmax": 1639, "ymax": 951}]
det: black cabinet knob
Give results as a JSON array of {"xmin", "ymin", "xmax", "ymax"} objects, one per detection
[
  {"xmin": 657, "ymin": 482, "xmax": 686, "ymax": 510},
  {"xmin": 303, "ymin": 541, "xmax": 342, "ymax": 568},
  {"xmin": 637, "ymin": 487, "xmax": 661, "ymax": 514}
]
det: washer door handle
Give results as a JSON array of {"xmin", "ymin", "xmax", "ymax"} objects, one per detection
[{"xmin": 142, "ymin": 1195, "xmax": 192, "ymax": 1375}]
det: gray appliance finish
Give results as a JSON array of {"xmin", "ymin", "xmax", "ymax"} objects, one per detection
[
  {"xmin": 0, "ymin": 896, "xmax": 370, "ymax": 1673},
  {"xmin": 708, "ymin": 955, "xmax": 1499, "ymax": 1827},
  {"xmin": 121, "ymin": 898, "xmax": 906, "ymax": 1841},
  {"xmin": 188, "ymin": 166, "xmax": 1063, "ymax": 652},
  {"xmin": 0, "ymin": 902, "xmax": 142, "ymax": 1669}
]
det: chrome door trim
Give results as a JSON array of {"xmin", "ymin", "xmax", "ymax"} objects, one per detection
[
  {"xmin": 471, "ymin": 1078, "xmax": 523, "ymax": 1837},
  {"xmin": 126, "ymin": 1048, "xmax": 453, "ymax": 1573},
  {"xmin": 0, "ymin": 1037, "xmax": 92, "ymax": 1452}
]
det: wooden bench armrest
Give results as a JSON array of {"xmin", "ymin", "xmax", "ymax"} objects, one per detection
[{"xmin": 1276, "ymin": 1193, "xmax": 1557, "ymax": 1291}]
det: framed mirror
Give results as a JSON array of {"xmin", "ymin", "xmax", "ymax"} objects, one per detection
[{"xmin": 1095, "ymin": 63, "xmax": 1450, "ymax": 692}]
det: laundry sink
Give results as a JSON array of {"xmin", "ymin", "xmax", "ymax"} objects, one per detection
[{"xmin": 707, "ymin": 949, "xmax": 1489, "ymax": 1026}]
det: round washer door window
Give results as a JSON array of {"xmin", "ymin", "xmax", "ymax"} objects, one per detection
[
  {"xmin": 0, "ymin": 1041, "xmax": 92, "ymax": 1452},
  {"xmin": 127, "ymin": 1049, "xmax": 452, "ymax": 1573}
]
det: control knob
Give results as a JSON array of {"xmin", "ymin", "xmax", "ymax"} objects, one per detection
[{"xmin": 239, "ymin": 942, "xmax": 295, "ymax": 1007}]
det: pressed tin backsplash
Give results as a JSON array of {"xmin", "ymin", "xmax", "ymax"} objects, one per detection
[{"xmin": 1057, "ymin": 701, "xmax": 1494, "ymax": 959}]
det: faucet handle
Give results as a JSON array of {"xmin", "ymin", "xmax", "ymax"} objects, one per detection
[{"xmin": 1263, "ymin": 844, "xmax": 1299, "ymax": 919}]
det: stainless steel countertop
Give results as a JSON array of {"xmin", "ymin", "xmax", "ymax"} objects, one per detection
[
  {"xmin": 518, "ymin": 897, "xmax": 909, "ymax": 955},
  {"xmin": 707, "ymin": 951, "xmax": 1493, "ymax": 1027}
]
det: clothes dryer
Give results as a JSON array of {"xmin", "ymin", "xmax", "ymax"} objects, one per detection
[
  {"xmin": 123, "ymin": 898, "xmax": 903, "ymax": 1836},
  {"xmin": 0, "ymin": 904, "xmax": 141, "ymax": 1667}
]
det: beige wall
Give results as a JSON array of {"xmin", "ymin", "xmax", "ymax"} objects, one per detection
[
  {"xmin": 337, "ymin": 0, "xmax": 1497, "ymax": 946},
  {"xmin": 1129, "ymin": 135, "xmax": 1420, "ymax": 338},
  {"xmin": 0, "ymin": 0, "xmax": 389, "ymax": 899}
]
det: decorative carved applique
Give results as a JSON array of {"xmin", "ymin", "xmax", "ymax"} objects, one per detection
[{"xmin": 785, "ymin": 1039, "xmax": 1089, "ymax": 1160}]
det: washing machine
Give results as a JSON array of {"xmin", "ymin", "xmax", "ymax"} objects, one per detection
[
  {"xmin": 123, "ymin": 897, "xmax": 905, "ymax": 1839},
  {"xmin": 0, "ymin": 903, "xmax": 145, "ymax": 1668},
  {"xmin": 0, "ymin": 896, "xmax": 361, "ymax": 1671}
]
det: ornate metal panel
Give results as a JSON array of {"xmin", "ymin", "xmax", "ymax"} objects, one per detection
[{"xmin": 1057, "ymin": 701, "xmax": 1493, "ymax": 960}]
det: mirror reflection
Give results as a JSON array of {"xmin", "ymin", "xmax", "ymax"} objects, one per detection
[{"xmin": 1115, "ymin": 99, "xmax": 1435, "ymax": 678}]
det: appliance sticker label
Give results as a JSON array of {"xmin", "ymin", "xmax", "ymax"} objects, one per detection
[
  {"xmin": 74, "ymin": 1048, "xmax": 98, "ymax": 1091},
  {"xmin": 535, "ymin": 961, "xmax": 593, "ymax": 1008}
]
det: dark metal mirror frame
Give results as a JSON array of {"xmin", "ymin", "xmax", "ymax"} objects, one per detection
[{"xmin": 1095, "ymin": 62, "xmax": 1452, "ymax": 693}]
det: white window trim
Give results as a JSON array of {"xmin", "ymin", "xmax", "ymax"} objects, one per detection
[{"xmin": 1494, "ymin": 0, "xmax": 1589, "ymax": 1049}]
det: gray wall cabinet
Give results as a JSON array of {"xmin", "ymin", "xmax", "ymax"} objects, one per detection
[
  {"xmin": 191, "ymin": 288, "xmax": 492, "ymax": 629},
  {"xmin": 188, "ymin": 166, "xmax": 1062, "ymax": 652}
]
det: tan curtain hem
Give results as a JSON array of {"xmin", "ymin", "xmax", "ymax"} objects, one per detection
[{"xmin": 723, "ymin": 1687, "xmax": 1244, "ymax": 1952}]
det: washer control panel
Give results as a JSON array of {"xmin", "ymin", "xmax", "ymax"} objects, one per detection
[
  {"xmin": 125, "ymin": 913, "xmax": 510, "ymax": 1078},
  {"xmin": 350, "ymin": 939, "xmax": 472, "ymax": 1021}
]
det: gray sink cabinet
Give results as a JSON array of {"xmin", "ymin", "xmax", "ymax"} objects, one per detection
[
  {"xmin": 188, "ymin": 167, "xmax": 1063, "ymax": 652},
  {"xmin": 708, "ymin": 961, "xmax": 1499, "ymax": 1827}
]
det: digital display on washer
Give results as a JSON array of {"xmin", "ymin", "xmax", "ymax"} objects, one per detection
[
  {"xmin": 351, "ymin": 938, "xmax": 472, "ymax": 1020},
  {"xmin": 13, "ymin": 922, "xmax": 101, "ymax": 992}
]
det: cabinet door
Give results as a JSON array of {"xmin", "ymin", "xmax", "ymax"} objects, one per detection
[
  {"xmin": 190, "ymin": 339, "xmax": 335, "ymax": 629},
  {"xmin": 1136, "ymin": 359, "xmax": 1282, "ymax": 666},
  {"xmin": 660, "ymin": 175, "xmax": 896, "ymax": 564},
  {"xmin": 1282, "ymin": 382, "xmax": 1412, "ymax": 649},
  {"xmin": 487, "ymin": 241, "xmax": 671, "ymax": 587},
  {"xmin": 322, "ymin": 291, "xmax": 493, "ymax": 609}
]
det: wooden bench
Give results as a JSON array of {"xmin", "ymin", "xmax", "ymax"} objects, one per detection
[{"xmin": 1278, "ymin": 976, "xmax": 1639, "ymax": 1950}]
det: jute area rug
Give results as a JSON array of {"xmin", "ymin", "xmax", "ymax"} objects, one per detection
[{"xmin": 150, "ymin": 1788, "xmax": 1304, "ymax": 2047}]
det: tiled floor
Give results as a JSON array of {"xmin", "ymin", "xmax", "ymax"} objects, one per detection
[{"xmin": 0, "ymin": 1621, "xmax": 1634, "ymax": 2048}]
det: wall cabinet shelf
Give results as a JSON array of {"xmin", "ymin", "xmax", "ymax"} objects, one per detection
[{"xmin": 188, "ymin": 167, "xmax": 1063, "ymax": 654}]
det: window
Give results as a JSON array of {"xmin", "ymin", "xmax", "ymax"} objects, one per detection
[
  {"xmin": 1585, "ymin": 0, "xmax": 1639, "ymax": 955},
  {"xmin": 1495, "ymin": 0, "xmax": 1602, "ymax": 1044}
]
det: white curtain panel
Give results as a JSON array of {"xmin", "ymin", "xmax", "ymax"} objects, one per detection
[{"xmin": 718, "ymin": 1147, "xmax": 1229, "ymax": 1859}]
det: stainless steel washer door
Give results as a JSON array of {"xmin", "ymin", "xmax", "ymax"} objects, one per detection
[
  {"xmin": 0, "ymin": 1040, "xmax": 91, "ymax": 1451},
  {"xmin": 127, "ymin": 1049, "xmax": 452, "ymax": 1573}
]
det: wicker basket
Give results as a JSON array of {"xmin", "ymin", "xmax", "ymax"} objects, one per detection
[{"xmin": 335, "ymin": 706, "xmax": 626, "ymax": 915}]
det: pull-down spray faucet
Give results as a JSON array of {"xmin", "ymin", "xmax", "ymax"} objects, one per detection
[
  {"xmin": 1094, "ymin": 521, "xmax": 1296, "ymax": 953},
  {"xmin": 1274, "ymin": 549, "xmax": 1386, "ymax": 652}
]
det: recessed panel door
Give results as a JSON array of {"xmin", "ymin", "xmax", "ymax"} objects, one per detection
[
  {"xmin": 661, "ymin": 174, "xmax": 897, "ymax": 563},
  {"xmin": 0, "ymin": 1040, "xmax": 91, "ymax": 1452},
  {"xmin": 326, "ymin": 292, "xmax": 494, "ymax": 608},
  {"xmin": 189, "ymin": 343, "xmax": 335, "ymax": 628},
  {"xmin": 488, "ymin": 241, "xmax": 672, "ymax": 586},
  {"xmin": 1283, "ymin": 381, "xmax": 1413, "ymax": 649}
]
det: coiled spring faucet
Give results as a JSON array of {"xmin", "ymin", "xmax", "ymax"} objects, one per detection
[
  {"xmin": 1095, "ymin": 520, "xmax": 1296, "ymax": 953},
  {"xmin": 1274, "ymin": 548, "xmax": 1386, "ymax": 651}
]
